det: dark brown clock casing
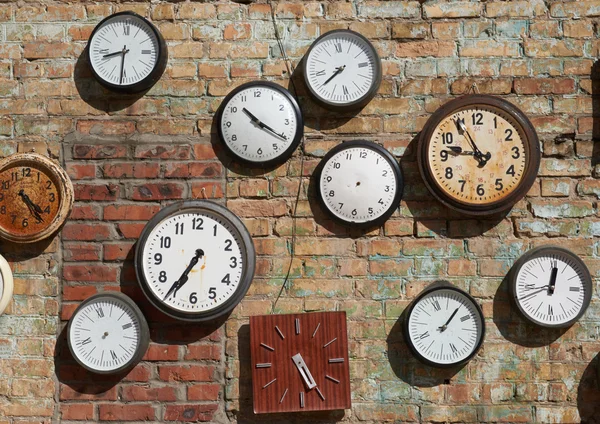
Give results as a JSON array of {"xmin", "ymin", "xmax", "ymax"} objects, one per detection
[{"xmin": 250, "ymin": 312, "xmax": 351, "ymax": 414}]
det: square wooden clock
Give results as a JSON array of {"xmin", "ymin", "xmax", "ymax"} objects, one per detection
[{"xmin": 250, "ymin": 311, "xmax": 351, "ymax": 414}]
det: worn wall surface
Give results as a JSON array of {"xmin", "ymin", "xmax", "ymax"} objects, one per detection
[{"xmin": 0, "ymin": 1, "xmax": 599, "ymax": 423}]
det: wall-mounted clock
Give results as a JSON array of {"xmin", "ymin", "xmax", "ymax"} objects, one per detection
[
  {"xmin": 303, "ymin": 29, "xmax": 382, "ymax": 111},
  {"xmin": 0, "ymin": 153, "xmax": 73, "ymax": 243},
  {"xmin": 0, "ymin": 254, "xmax": 13, "ymax": 316},
  {"xmin": 509, "ymin": 246, "xmax": 592, "ymax": 328},
  {"xmin": 315, "ymin": 140, "xmax": 403, "ymax": 228},
  {"xmin": 87, "ymin": 11, "xmax": 167, "ymax": 93},
  {"xmin": 135, "ymin": 200, "xmax": 255, "ymax": 322},
  {"xmin": 417, "ymin": 95, "xmax": 540, "ymax": 215},
  {"xmin": 404, "ymin": 281, "xmax": 485, "ymax": 368},
  {"xmin": 250, "ymin": 312, "xmax": 351, "ymax": 413},
  {"xmin": 217, "ymin": 81, "xmax": 303, "ymax": 167},
  {"xmin": 67, "ymin": 292, "xmax": 149, "ymax": 374}
]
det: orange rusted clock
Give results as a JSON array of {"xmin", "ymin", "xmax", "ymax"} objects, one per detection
[
  {"xmin": 418, "ymin": 95, "xmax": 540, "ymax": 215},
  {"xmin": 0, "ymin": 153, "xmax": 73, "ymax": 243}
]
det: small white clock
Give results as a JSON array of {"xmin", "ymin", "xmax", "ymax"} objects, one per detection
[
  {"xmin": 509, "ymin": 246, "xmax": 592, "ymax": 328},
  {"xmin": 0, "ymin": 254, "xmax": 14, "ymax": 316},
  {"xmin": 135, "ymin": 201, "xmax": 256, "ymax": 322},
  {"xmin": 218, "ymin": 81, "xmax": 304, "ymax": 167},
  {"xmin": 316, "ymin": 140, "xmax": 403, "ymax": 227},
  {"xmin": 67, "ymin": 292, "xmax": 149, "ymax": 374},
  {"xmin": 303, "ymin": 30, "xmax": 382, "ymax": 111},
  {"xmin": 87, "ymin": 11, "xmax": 167, "ymax": 93},
  {"xmin": 404, "ymin": 281, "xmax": 485, "ymax": 368}
]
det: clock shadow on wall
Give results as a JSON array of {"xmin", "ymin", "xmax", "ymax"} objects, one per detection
[
  {"xmin": 577, "ymin": 352, "xmax": 600, "ymax": 423},
  {"xmin": 591, "ymin": 60, "xmax": 600, "ymax": 166}
]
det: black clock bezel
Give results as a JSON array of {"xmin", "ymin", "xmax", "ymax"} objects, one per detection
[
  {"xmin": 315, "ymin": 140, "xmax": 403, "ymax": 228},
  {"xmin": 302, "ymin": 29, "xmax": 382, "ymax": 112},
  {"xmin": 87, "ymin": 11, "xmax": 168, "ymax": 94},
  {"xmin": 216, "ymin": 81, "xmax": 304, "ymax": 168},
  {"xmin": 67, "ymin": 292, "xmax": 150, "ymax": 375},
  {"xmin": 417, "ymin": 95, "xmax": 541, "ymax": 216},
  {"xmin": 134, "ymin": 200, "xmax": 256, "ymax": 322},
  {"xmin": 403, "ymin": 281, "xmax": 486, "ymax": 369},
  {"xmin": 508, "ymin": 245, "xmax": 593, "ymax": 328}
]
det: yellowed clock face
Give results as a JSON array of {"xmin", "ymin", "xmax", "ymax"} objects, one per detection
[{"xmin": 427, "ymin": 105, "xmax": 528, "ymax": 206}]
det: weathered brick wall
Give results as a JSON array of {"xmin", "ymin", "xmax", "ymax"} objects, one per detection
[{"xmin": 0, "ymin": 1, "xmax": 600, "ymax": 423}]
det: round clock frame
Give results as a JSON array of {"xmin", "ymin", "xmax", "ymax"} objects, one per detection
[
  {"xmin": 0, "ymin": 254, "xmax": 14, "ymax": 316},
  {"xmin": 0, "ymin": 153, "xmax": 74, "ymax": 244},
  {"xmin": 67, "ymin": 292, "xmax": 150, "ymax": 375},
  {"xmin": 217, "ymin": 81, "xmax": 304, "ymax": 167},
  {"xmin": 87, "ymin": 11, "xmax": 168, "ymax": 94},
  {"xmin": 403, "ymin": 281, "xmax": 486, "ymax": 368},
  {"xmin": 302, "ymin": 29, "xmax": 382, "ymax": 112},
  {"xmin": 134, "ymin": 200, "xmax": 256, "ymax": 322},
  {"xmin": 417, "ymin": 95, "xmax": 540, "ymax": 216},
  {"xmin": 508, "ymin": 246, "xmax": 592, "ymax": 328},
  {"xmin": 315, "ymin": 140, "xmax": 403, "ymax": 228}
]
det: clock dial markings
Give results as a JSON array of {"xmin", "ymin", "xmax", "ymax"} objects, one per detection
[
  {"xmin": 328, "ymin": 358, "xmax": 344, "ymax": 363},
  {"xmin": 316, "ymin": 387, "xmax": 326, "ymax": 401},
  {"xmin": 260, "ymin": 342, "xmax": 274, "ymax": 352},
  {"xmin": 300, "ymin": 392, "xmax": 305, "ymax": 408},
  {"xmin": 256, "ymin": 363, "xmax": 271, "ymax": 368},
  {"xmin": 263, "ymin": 378, "xmax": 277, "ymax": 389},
  {"xmin": 295, "ymin": 318, "xmax": 300, "ymax": 335},
  {"xmin": 312, "ymin": 322, "xmax": 320, "ymax": 338},
  {"xmin": 275, "ymin": 325, "xmax": 285, "ymax": 339},
  {"xmin": 325, "ymin": 375, "xmax": 340, "ymax": 384},
  {"xmin": 323, "ymin": 338, "xmax": 337, "ymax": 348},
  {"xmin": 279, "ymin": 388, "xmax": 288, "ymax": 403}
]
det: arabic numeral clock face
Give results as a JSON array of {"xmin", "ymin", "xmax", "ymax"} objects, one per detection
[
  {"xmin": 404, "ymin": 282, "xmax": 485, "ymax": 368},
  {"xmin": 418, "ymin": 95, "xmax": 541, "ymax": 215},
  {"xmin": 317, "ymin": 140, "xmax": 403, "ymax": 227},
  {"xmin": 0, "ymin": 153, "xmax": 73, "ymax": 243},
  {"xmin": 87, "ymin": 11, "xmax": 167, "ymax": 93},
  {"xmin": 218, "ymin": 81, "xmax": 303, "ymax": 167},
  {"xmin": 135, "ymin": 201, "xmax": 255, "ymax": 322},
  {"xmin": 67, "ymin": 292, "xmax": 149, "ymax": 374},
  {"xmin": 303, "ymin": 29, "xmax": 382, "ymax": 111},
  {"xmin": 509, "ymin": 246, "xmax": 592, "ymax": 328}
]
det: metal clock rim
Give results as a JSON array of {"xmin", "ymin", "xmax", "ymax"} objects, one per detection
[
  {"xmin": 508, "ymin": 245, "xmax": 593, "ymax": 329},
  {"xmin": 0, "ymin": 153, "xmax": 74, "ymax": 244},
  {"xmin": 86, "ymin": 11, "xmax": 168, "ymax": 94},
  {"xmin": 417, "ymin": 95, "xmax": 541, "ymax": 216},
  {"xmin": 216, "ymin": 80, "xmax": 304, "ymax": 168},
  {"xmin": 66, "ymin": 291, "xmax": 150, "ymax": 375},
  {"xmin": 315, "ymin": 140, "xmax": 403, "ymax": 228},
  {"xmin": 402, "ymin": 280, "xmax": 486, "ymax": 369},
  {"xmin": 302, "ymin": 29, "xmax": 382, "ymax": 112},
  {"xmin": 134, "ymin": 200, "xmax": 256, "ymax": 322},
  {"xmin": 0, "ymin": 254, "xmax": 14, "ymax": 316}
]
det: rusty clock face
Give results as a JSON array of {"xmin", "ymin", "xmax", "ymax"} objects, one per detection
[
  {"xmin": 418, "ymin": 95, "xmax": 540, "ymax": 215},
  {"xmin": 250, "ymin": 312, "xmax": 351, "ymax": 414},
  {"xmin": 0, "ymin": 153, "xmax": 73, "ymax": 243}
]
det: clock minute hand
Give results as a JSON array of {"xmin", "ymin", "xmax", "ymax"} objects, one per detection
[
  {"xmin": 163, "ymin": 249, "xmax": 204, "ymax": 300},
  {"xmin": 455, "ymin": 118, "xmax": 491, "ymax": 166},
  {"xmin": 322, "ymin": 65, "xmax": 346, "ymax": 86},
  {"xmin": 102, "ymin": 50, "xmax": 127, "ymax": 59},
  {"xmin": 18, "ymin": 190, "xmax": 44, "ymax": 223},
  {"xmin": 119, "ymin": 45, "xmax": 127, "ymax": 85},
  {"xmin": 291, "ymin": 353, "xmax": 317, "ymax": 390},
  {"xmin": 242, "ymin": 108, "xmax": 287, "ymax": 141}
]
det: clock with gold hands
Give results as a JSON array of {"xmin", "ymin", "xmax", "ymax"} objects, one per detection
[
  {"xmin": 418, "ymin": 95, "xmax": 540, "ymax": 215},
  {"xmin": 250, "ymin": 312, "xmax": 351, "ymax": 413}
]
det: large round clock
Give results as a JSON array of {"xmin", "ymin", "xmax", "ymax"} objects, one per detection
[
  {"xmin": 509, "ymin": 246, "xmax": 592, "ymax": 328},
  {"xmin": 418, "ymin": 95, "xmax": 540, "ymax": 215},
  {"xmin": 67, "ymin": 292, "xmax": 149, "ymax": 374},
  {"xmin": 404, "ymin": 281, "xmax": 485, "ymax": 368},
  {"xmin": 217, "ymin": 81, "xmax": 303, "ymax": 167},
  {"xmin": 303, "ymin": 29, "xmax": 382, "ymax": 111},
  {"xmin": 316, "ymin": 140, "xmax": 403, "ymax": 228},
  {"xmin": 134, "ymin": 200, "xmax": 255, "ymax": 322},
  {"xmin": 0, "ymin": 153, "xmax": 73, "ymax": 243},
  {"xmin": 87, "ymin": 11, "xmax": 167, "ymax": 93},
  {"xmin": 0, "ymin": 254, "xmax": 14, "ymax": 316}
]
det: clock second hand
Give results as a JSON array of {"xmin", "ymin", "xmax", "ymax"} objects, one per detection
[
  {"xmin": 242, "ymin": 108, "xmax": 287, "ymax": 141},
  {"xmin": 163, "ymin": 249, "xmax": 204, "ymax": 300}
]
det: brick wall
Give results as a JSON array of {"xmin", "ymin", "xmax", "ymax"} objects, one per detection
[{"xmin": 0, "ymin": 1, "xmax": 599, "ymax": 423}]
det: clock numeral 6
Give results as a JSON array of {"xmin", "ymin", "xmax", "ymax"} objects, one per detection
[
  {"xmin": 477, "ymin": 184, "xmax": 485, "ymax": 196},
  {"xmin": 22, "ymin": 218, "xmax": 28, "ymax": 228},
  {"xmin": 189, "ymin": 292, "xmax": 197, "ymax": 304},
  {"xmin": 257, "ymin": 148, "xmax": 263, "ymax": 155},
  {"xmin": 352, "ymin": 209, "xmax": 357, "ymax": 216},
  {"xmin": 208, "ymin": 287, "xmax": 217, "ymax": 300}
]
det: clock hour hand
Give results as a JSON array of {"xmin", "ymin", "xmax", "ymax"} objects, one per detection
[
  {"xmin": 548, "ymin": 261, "xmax": 559, "ymax": 295},
  {"xmin": 163, "ymin": 249, "xmax": 204, "ymax": 300},
  {"xmin": 292, "ymin": 353, "xmax": 317, "ymax": 390},
  {"xmin": 455, "ymin": 118, "xmax": 491, "ymax": 167},
  {"xmin": 102, "ymin": 49, "xmax": 129, "ymax": 59},
  {"xmin": 322, "ymin": 65, "xmax": 346, "ymax": 86},
  {"xmin": 18, "ymin": 190, "xmax": 44, "ymax": 223},
  {"xmin": 119, "ymin": 45, "xmax": 127, "ymax": 85},
  {"xmin": 242, "ymin": 108, "xmax": 287, "ymax": 141},
  {"xmin": 438, "ymin": 307, "xmax": 459, "ymax": 332}
]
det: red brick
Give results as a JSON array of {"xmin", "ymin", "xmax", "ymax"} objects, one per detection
[
  {"xmin": 62, "ymin": 285, "xmax": 98, "ymax": 301},
  {"xmin": 103, "ymin": 205, "xmax": 160, "ymax": 221},
  {"xmin": 134, "ymin": 145, "xmax": 191, "ymax": 159},
  {"xmin": 98, "ymin": 404, "xmax": 155, "ymax": 421},
  {"xmin": 74, "ymin": 184, "xmax": 120, "ymax": 201},
  {"xmin": 163, "ymin": 404, "xmax": 218, "ymax": 422},
  {"xmin": 73, "ymin": 144, "xmax": 128, "ymax": 159},
  {"xmin": 69, "ymin": 205, "xmax": 100, "ymax": 220},
  {"xmin": 66, "ymin": 163, "xmax": 96, "ymax": 180},
  {"xmin": 103, "ymin": 242, "xmax": 134, "ymax": 261},
  {"xmin": 158, "ymin": 365, "xmax": 214, "ymax": 382},
  {"xmin": 131, "ymin": 183, "xmax": 184, "ymax": 201},
  {"xmin": 62, "ymin": 223, "xmax": 112, "ymax": 241},
  {"xmin": 103, "ymin": 163, "xmax": 160, "ymax": 179},
  {"xmin": 63, "ymin": 243, "xmax": 101, "ymax": 261},
  {"xmin": 514, "ymin": 78, "xmax": 576, "ymax": 94},
  {"xmin": 117, "ymin": 223, "xmax": 146, "ymax": 239},
  {"xmin": 143, "ymin": 344, "xmax": 180, "ymax": 361},
  {"xmin": 77, "ymin": 120, "xmax": 135, "ymax": 135},
  {"xmin": 187, "ymin": 383, "xmax": 220, "ymax": 401},
  {"xmin": 184, "ymin": 345, "xmax": 222, "ymax": 361},
  {"xmin": 60, "ymin": 384, "xmax": 117, "ymax": 401},
  {"xmin": 121, "ymin": 385, "xmax": 177, "ymax": 401},
  {"xmin": 61, "ymin": 403, "xmax": 94, "ymax": 420},
  {"xmin": 63, "ymin": 265, "xmax": 118, "ymax": 282}
]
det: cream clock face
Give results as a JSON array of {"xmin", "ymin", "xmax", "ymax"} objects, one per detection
[{"xmin": 0, "ymin": 254, "xmax": 12, "ymax": 316}]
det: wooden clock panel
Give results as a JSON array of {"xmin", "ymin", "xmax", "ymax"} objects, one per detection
[{"xmin": 250, "ymin": 312, "xmax": 351, "ymax": 414}]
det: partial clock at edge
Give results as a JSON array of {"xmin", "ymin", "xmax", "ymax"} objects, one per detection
[
  {"xmin": 315, "ymin": 140, "xmax": 403, "ymax": 228},
  {"xmin": 418, "ymin": 95, "xmax": 541, "ymax": 216},
  {"xmin": 0, "ymin": 254, "xmax": 14, "ymax": 316},
  {"xmin": 87, "ymin": 11, "xmax": 168, "ymax": 93},
  {"xmin": 508, "ymin": 246, "xmax": 592, "ymax": 328},
  {"xmin": 134, "ymin": 200, "xmax": 256, "ymax": 322}
]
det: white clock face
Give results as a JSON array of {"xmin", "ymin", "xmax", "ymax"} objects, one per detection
[
  {"xmin": 89, "ymin": 14, "xmax": 159, "ymax": 86},
  {"xmin": 407, "ymin": 288, "xmax": 484, "ymax": 366},
  {"xmin": 220, "ymin": 84, "xmax": 300, "ymax": 163},
  {"xmin": 514, "ymin": 250, "xmax": 590, "ymax": 326},
  {"xmin": 68, "ymin": 296, "xmax": 142, "ymax": 372},
  {"xmin": 141, "ymin": 210, "xmax": 245, "ymax": 314},
  {"xmin": 305, "ymin": 31, "xmax": 379, "ymax": 105},
  {"xmin": 319, "ymin": 145, "xmax": 399, "ymax": 224}
]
